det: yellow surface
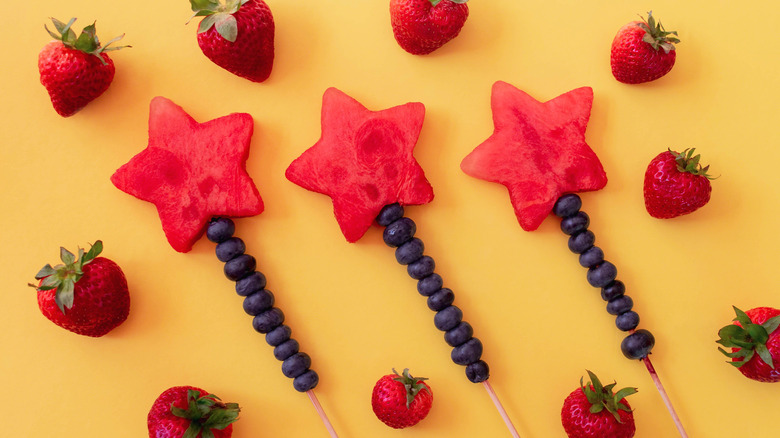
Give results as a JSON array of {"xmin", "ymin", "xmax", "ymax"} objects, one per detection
[{"xmin": 3, "ymin": 1, "xmax": 779, "ymax": 437}]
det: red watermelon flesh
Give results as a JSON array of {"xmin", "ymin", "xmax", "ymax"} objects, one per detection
[
  {"xmin": 461, "ymin": 81, "xmax": 607, "ymax": 231},
  {"xmin": 286, "ymin": 88, "xmax": 434, "ymax": 242},
  {"xmin": 111, "ymin": 96, "xmax": 263, "ymax": 252}
]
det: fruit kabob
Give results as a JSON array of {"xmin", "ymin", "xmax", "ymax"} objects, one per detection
[
  {"xmin": 460, "ymin": 81, "xmax": 688, "ymax": 437},
  {"xmin": 285, "ymin": 87, "xmax": 521, "ymax": 437},
  {"xmin": 110, "ymin": 97, "xmax": 339, "ymax": 437}
]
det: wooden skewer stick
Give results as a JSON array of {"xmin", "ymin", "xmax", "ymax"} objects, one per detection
[
  {"xmin": 307, "ymin": 390, "xmax": 339, "ymax": 438},
  {"xmin": 642, "ymin": 356, "xmax": 688, "ymax": 438},
  {"xmin": 482, "ymin": 380, "xmax": 521, "ymax": 438}
]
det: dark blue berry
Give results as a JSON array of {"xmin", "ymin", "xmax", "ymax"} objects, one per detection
[
  {"xmin": 601, "ymin": 280, "xmax": 625, "ymax": 301},
  {"xmin": 252, "ymin": 308, "xmax": 284, "ymax": 333},
  {"xmin": 243, "ymin": 289, "xmax": 275, "ymax": 316},
  {"xmin": 434, "ymin": 306, "xmax": 463, "ymax": 331},
  {"xmin": 376, "ymin": 203, "xmax": 404, "ymax": 227},
  {"xmin": 282, "ymin": 352, "xmax": 311, "ymax": 378},
  {"xmin": 560, "ymin": 212, "xmax": 590, "ymax": 235},
  {"xmin": 417, "ymin": 274, "xmax": 443, "ymax": 296},
  {"xmin": 427, "ymin": 288, "xmax": 454, "ymax": 311},
  {"xmin": 552, "ymin": 194, "xmax": 582, "ymax": 218},
  {"xmin": 273, "ymin": 339, "xmax": 300, "ymax": 361},
  {"xmin": 383, "ymin": 217, "xmax": 416, "ymax": 247},
  {"xmin": 265, "ymin": 324, "xmax": 292, "ymax": 347},
  {"xmin": 408, "ymin": 256, "xmax": 435, "ymax": 279},
  {"xmin": 579, "ymin": 246, "xmax": 604, "ymax": 268},
  {"xmin": 395, "ymin": 238, "xmax": 424, "ymax": 265},
  {"xmin": 293, "ymin": 370, "xmax": 319, "ymax": 392},
  {"xmin": 465, "ymin": 360, "xmax": 490, "ymax": 383},
  {"xmin": 216, "ymin": 237, "xmax": 246, "ymax": 262},
  {"xmin": 568, "ymin": 230, "xmax": 595, "ymax": 254},
  {"xmin": 615, "ymin": 311, "xmax": 640, "ymax": 331},
  {"xmin": 444, "ymin": 322, "xmax": 473, "ymax": 347},
  {"xmin": 224, "ymin": 254, "xmax": 256, "ymax": 281},
  {"xmin": 207, "ymin": 217, "xmax": 235, "ymax": 243},
  {"xmin": 606, "ymin": 295, "xmax": 633, "ymax": 315},
  {"xmin": 452, "ymin": 338, "xmax": 483, "ymax": 365},
  {"xmin": 587, "ymin": 261, "xmax": 617, "ymax": 288},
  {"xmin": 621, "ymin": 329, "xmax": 655, "ymax": 360},
  {"xmin": 235, "ymin": 272, "xmax": 267, "ymax": 296}
]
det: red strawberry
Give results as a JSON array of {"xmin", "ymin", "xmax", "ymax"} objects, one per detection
[
  {"xmin": 561, "ymin": 371, "xmax": 637, "ymax": 438},
  {"xmin": 643, "ymin": 148, "xmax": 714, "ymax": 219},
  {"xmin": 148, "ymin": 386, "xmax": 240, "ymax": 438},
  {"xmin": 30, "ymin": 240, "xmax": 129, "ymax": 337},
  {"xmin": 371, "ymin": 368, "xmax": 433, "ymax": 429},
  {"xmin": 610, "ymin": 11, "xmax": 679, "ymax": 84},
  {"xmin": 38, "ymin": 17, "xmax": 129, "ymax": 117},
  {"xmin": 389, "ymin": 0, "xmax": 469, "ymax": 55},
  {"xmin": 717, "ymin": 306, "xmax": 780, "ymax": 383},
  {"xmin": 190, "ymin": 0, "xmax": 275, "ymax": 82}
]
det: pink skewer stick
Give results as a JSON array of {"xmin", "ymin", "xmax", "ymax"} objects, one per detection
[
  {"xmin": 642, "ymin": 356, "xmax": 688, "ymax": 438},
  {"xmin": 482, "ymin": 380, "xmax": 521, "ymax": 438},
  {"xmin": 307, "ymin": 390, "xmax": 339, "ymax": 438}
]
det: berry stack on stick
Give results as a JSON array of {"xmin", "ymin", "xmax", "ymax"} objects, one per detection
[
  {"xmin": 110, "ymin": 97, "xmax": 338, "ymax": 437},
  {"xmin": 461, "ymin": 81, "xmax": 689, "ymax": 437}
]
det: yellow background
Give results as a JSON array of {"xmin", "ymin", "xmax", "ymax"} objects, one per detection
[{"xmin": 3, "ymin": 1, "xmax": 779, "ymax": 437}]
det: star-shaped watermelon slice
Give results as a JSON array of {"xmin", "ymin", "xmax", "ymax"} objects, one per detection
[
  {"xmin": 285, "ymin": 88, "xmax": 434, "ymax": 242},
  {"xmin": 111, "ymin": 96, "xmax": 263, "ymax": 252},
  {"xmin": 461, "ymin": 81, "xmax": 607, "ymax": 231}
]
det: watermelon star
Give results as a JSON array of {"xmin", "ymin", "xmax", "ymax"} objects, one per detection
[
  {"xmin": 111, "ymin": 96, "xmax": 263, "ymax": 252},
  {"xmin": 461, "ymin": 81, "xmax": 607, "ymax": 231},
  {"xmin": 285, "ymin": 88, "xmax": 434, "ymax": 242}
]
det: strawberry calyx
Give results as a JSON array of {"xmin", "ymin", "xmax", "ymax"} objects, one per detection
[
  {"xmin": 429, "ymin": 0, "xmax": 468, "ymax": 5},
  {"xmin": 670, "ymin": 148, "xmax": 716, "ymax": 180},
  {"xmin": 170, "ymin": 389, "xmax": 240, "ymax": 438},
  {"xmin": 44, "ymin": 17, "xmax": 129, "ymax": 65},
  {"xmin": 637, "ymin": 11, "xmax": 680, "ymax": 53},
  {"xmin": 717, "ymin": 306, "xmax": 780, "ymax": 369},
  {"xmin": 189, "ymin": 0, "xmax": 249, "ymax": 43},
  {"xmin": 579, "ymin": 370, "xmax": 637, "ymax": 424},
  {"xmin": 29, "ymin": 240, "xmax": 104, "ymax": 314},
  {"xmin": 392, "ymin": 368, "xmax": 431, "ymax": 409}
]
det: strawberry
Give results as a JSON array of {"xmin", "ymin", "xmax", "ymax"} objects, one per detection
[
  {"xmin": 30, "ymin": 240, "xmax": 129, "ymax": 337},
  {"xmin": 147, "ymin": 386, "xmax": 240, "ymax": 438},
  {"xmin": 189, "ymin": 0, "xmax": 275, "ymax": 82},
  {"xmin": 561, "ymin": 370, "xmax": 637, "ymax": 438},
  {"xmin": 371, "ymin": 368, "xmax": 433, "ymax": 429},
  {"xmin": 389, "ymin": 0, "xmax": 469, "ymax": 55},
  {"xmin": 610, "ymin": 11, "xmax": 679, "ymax": 84},
  {"xmin": 717, "ymin": 306, "xmax": 780, "ymax": 383},
  {"xmin": 38, "ymin": 17, "xmax": 128, "ymax": 117},
  {"xmin": 643, "ymin": 148, "xmax": 715, "ymax": 219}
]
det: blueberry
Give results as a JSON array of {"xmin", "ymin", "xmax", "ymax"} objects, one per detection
[
  {"xmin": 615, "ymin": 311, "xmax": 640, "ymax": 331},
  {"xmin": 293, "ymin": 370, "xmax": 319, "ymax": 392},
  {"xmin": 444, "ymin": 322, "xmax": 473, "ymax": 347},
  {"xmin": 252, "ymin": 308, "xmax": 285, "ymax": 333},
  {"xmin": 587, "ymin": 261, "xmax": 617, "ymax": 288},
  {"xmin": 465, "ymin": 360, "xmax": 490, "ymax": 383},
  {"xmin": 417, "ymin": 274, "xmax": 443, "ymax": 296},
  {"xmin": 376, "ymin": 203, "xmax": 404, "ymax": 227},
  {"xmin": 408, "ymin": 256, "xmax": 435, "ymax": 279},
  {"xmin": 427, "ymin": 288, "xmax": 455, "ymax": 311},
  {"xmin": 395, "ymin": 238, "xmax": 424, "ymax": 265},
  {"xmin": 265, "ymin": 324, "xmax": 292, "ymax": 347},
  {"xmin": 579, "ymin": 246, "xmax": 604, "ymax": 268},
  {"xmin": 243, "ymin": 289, "xmax": 275, "ymax": 316},
  {"xmin": 601, "ymin": 280, "xmax": 625, "ymax": 301},
  {"xmin": 383, "ymin": 217, "xmax": 416, "ymax": 247},
  {"xmin": 621, "ymin": 329, "xmax": 655, "ymax": 360},
  {"xmin": 568, "ymin": 230, "xmax": 595, "ymax": 254},
  {"xmin": 560, "ymin": 212, "xmax": 590, "ymax": 235},
  {"xmin": 273, "ymin": 339, "xmax": 300, "ymax": 361},
  {"xmin": 282, "ymin": 352, "xmax": 311, "ymax": 378},
  {"xmin": 235, "ymin": 272, "xmax": 267, "ymax": 296},
  {"xmin": 216, "ymin": 237, "xmax": 246, "ymax": 262},
  {"xmin": 434, "ymin": 306, "xmax": 463, "ymax": 331},
  {"xmin": 552, "ymin": 194, "xmax": 582, "ymax": 218},
  {"xmin": 224, "ymin": 254, "xmax": 256, "ymax": 281},
  {"xmin": 606, "ymin": 295, "xmax": 633, "ymax": 315},
  {"xmin": 452, "ymin": 338, "xmax": 483, "ymax": 365},
  {"xmin": 207, "ymin": 217, "xmax": 235, "ymax": 243}
]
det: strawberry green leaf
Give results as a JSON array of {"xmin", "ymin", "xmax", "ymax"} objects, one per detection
[
  {"xmin": 84, "ymin": 240, "xmax": 103, "ymax": 264},
  {"xmin": 198, "ymin": 14, "xmax": 220, "ymax": 34},
  {"xmin": 60, "ymin": 247, "xmax": 75, "ymax": 265},
  {"xmin": 182, "ymin": 423, "xmax": 202, "ymax": 438},
  {"xmin": 214, "ymin": 14, "xmax": 238, "ymax": 42},
  {"xmin": 614, "ymin": 387, "xmax": 639, "ymax": 402},
  {"xmin": 201, "ymin": 430, "xmax": 215, "ymax": 438},
  {"xmin": 756, "ymin": 344, "xmax": 774, "ymax": 369},
  {"xmin": 763, "ymin": 315, "xmax": 780, "ymax": 335},
  {"xmin": 74, "ymin": 22, "xmax": 99, "ymax": 53},
  {"xmin": 35, "ymin": 264, "xmax": 56, "ymax": 279},
  {"xmin": 54, "ymin": 280, "xmax": 74, "ymax": 313}
]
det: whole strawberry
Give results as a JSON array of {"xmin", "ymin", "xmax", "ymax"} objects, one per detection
[
  {"xmin": 148, "ymin": 386, "xmax": 240, "ymax": 438},
  {"xmin": 190, "ymin": 0, "xmax": 275, "ymax": 82},
  {"xmin": 561, "ymin": 371, "xmax": 637, "ymax": 438},
  {"xmin": 30, "ymin": 240, "xmax": 130, "ymax": 337},
  {"xmin": 389, "ymin": 0, "xmax": 469, "ymax": 55},
  {"xmin": 610, "ymin": 11, "xmax": 679, "ymax": 84},
  {"xmin": 371, "ymin": 368, "xmax": 433, "ymax": 428},
  {"xmin": 38, "ymin": 17, "xmax": 129, "ymax": 117},
  {"xmin": 643, "ymin": 148, "xmax": 714, "ymax": 219},
  {"xmin": 717, "ymin": 306, "xmax": 780, "ymax": 383}
]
